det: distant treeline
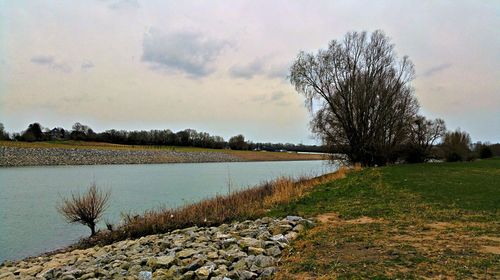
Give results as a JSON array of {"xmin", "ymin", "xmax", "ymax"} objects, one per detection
[{"xmin": 0, "ymin": 122, "xmax": 326, "ymax": 153}]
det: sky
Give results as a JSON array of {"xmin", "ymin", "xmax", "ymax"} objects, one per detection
[{"xmin": 1, "ymin": 0, "xmax": 499, "ymax": 144}]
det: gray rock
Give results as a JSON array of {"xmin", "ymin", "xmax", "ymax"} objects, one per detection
[
  {"xmin": 270, "ymin": 224, "xmax": 293, "ymax": 235},
  {"xmin": 177, "ymin": 248, "xmax": 198, "ymax": 258},
  {"xmin": 180, "ymin": 270, "xmax": 195, "ymax": 279},
  {"xmin": 138, "ymin": 270, "xmax": 152, "ymax": 280},
  {"xmin": 235, "ymin": 270, "xmax": 257, "ymax": 280},
  {"xmin": 60, "ymin": 275, "xmax": 76, "ymax": 280},
  {"xmin": 270, "ymin": 234, "xmax": 288, "ymax": 243},
  {"xmin": 253, "ymin": 255, "xmax": 275, "ymax": 268},
  {"xmin": 285, "ymin": 231, "xmax": 299, "ymax": 241},
  {"xmin": 155, "ymin": 255, "xmax": 176, "ymax": 268},
  {"xmin": 1, "ymin": 216, "xmax": 313, "ymax": 280},
  {"xmin": 79, "ymin": 272, "xmax": 95, "ymax": 280},
  {"xmin": 248, "ymin": 246, "xmax": 266, "ymax": 255},
  {"xmin": 260, "ymin": 266, "xmax": 277, "ymax": 279},
  {"xmin": 195, "ymin": 264, "xmax": 214, "ymax": 279},
  {"xmin": 223, "ymin": 248, "xmax": 247, "ymax": 262},
  {"xmin": 286, "ymin": 216, "xmax": 302, "ymax": 222},
  {"xmin": 222, "ymin": 238, "xmax": 237, "ymax": 248},
  {"xmin": 36, "ymin": 268, "xmax": 56, "ymax": 279},
  {"xmin": 0, "ymin": 272, "xmax": 15, "ymax": 280},
  {"xmin": 293, "ymin": 224, "xmax": 305, "ymax": 232},
  {"xmin": 266, "ymin": 245, "xmax": 281, "ymax": 257},
  {"xmin": 185, "ymin": 259, "xmax": 203, "ymax": 271}
]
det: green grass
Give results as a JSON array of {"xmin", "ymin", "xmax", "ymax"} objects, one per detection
[
  {"xmin": 271, "ymin": 158, "xmax": 500, "ymax": 279},
  {"xmin": 383, "ymin": 159, "xmax": 500, "ymax": 212},
  {"xmin": 270, "ymin": 158, "xmax": 500, "ymax": 220}
]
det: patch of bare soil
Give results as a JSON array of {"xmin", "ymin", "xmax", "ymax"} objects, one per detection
[
  {"xmin": 479, "ymin": 245, "xmax": 500, "ymax": 255},
  {"xmin": 316, "ymin": 212, "xmax": 383, "ymax": 225},
  {"xmin": 275, "ymin": 212, "xmax": 500, "ymax": 279}
]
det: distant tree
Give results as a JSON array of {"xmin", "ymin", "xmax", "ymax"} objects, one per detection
[
  {"xmin": 70, "ymin": 122, "xmax": 96, "ymax": 141},
  {"xmin": 175, "ymin": 130, "xmax": 193, "ymax": 146},
  {"xmin": 479, "ymin": 146, "xmax": 493, "ymax": 159},
  {"xmin": 490, "ymin": 143, "xmax": 500, "ymax": 157},
  {"xmin": 404, "ymin": 116, "xmax": 446, "ymax": 163},
  {"xmin": 46, "ymin": 127, "xmax": 67, "ymax": 140},
  {"xmin": 442, "ymin": 129, "xmax": 471, "ymax": 162},
  {"xmin": 229, "ymin": 134, "xmax": 248, "ymax": 150},
  {"xmin": 58, "ymin": 184, "xmax": 111, "ymax": 236},
  {"xmin": 290, "ymin": 30, "xmax": 419, "ymax": 166},
  {"xmin": 21, "ymin": 123, "xmax": 44, "ymax": 141},
  {"xmin": 211, "ymin": 136, "xmax": 226, "ymax": 149},
  {"xmin": 0, "ymin": 123, "xmax": 10, "ymax": 140},
  {"xmin": 476, "ymin": 143, "xmax": 493, "ymax": 159}
]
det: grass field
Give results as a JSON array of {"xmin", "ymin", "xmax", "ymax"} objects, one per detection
[
  {"xmin": 0, "ymin": 140, "xmax": 325, "ymax": 161},
  {"xmin": 270, "ymin": 158, "xmax": 500, "ymax": 279}
]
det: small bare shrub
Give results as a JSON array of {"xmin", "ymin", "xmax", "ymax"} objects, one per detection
[{"xmin": 58, "ymin": 184, "xmax": 110, "ymax": 236}]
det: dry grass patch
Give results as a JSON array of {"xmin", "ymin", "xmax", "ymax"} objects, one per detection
[
  {"xmin": 276, "ymin": 215, "xmax": 500, "ymax": 279},
  {"xmin": 228, "ymin": 150, "xmax": 326, "ymax": 161},
  {"xmin": 81, "ymin": 168, "xmax": 348, "ymax": 248}
]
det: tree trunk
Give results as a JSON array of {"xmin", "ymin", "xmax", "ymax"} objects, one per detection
[{"xmin": 90, "ymin": 222, "xmax": 96, "ymax": 236}]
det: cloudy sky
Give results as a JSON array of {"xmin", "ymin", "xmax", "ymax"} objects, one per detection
[{"xmin": 1, "ymin": 0, "xmax": 499, "ymax": 144}]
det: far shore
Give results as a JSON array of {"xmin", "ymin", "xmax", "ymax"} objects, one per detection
[{"xmin": 0, "ymin": 141, "xmax": 326, "ymax": 167}]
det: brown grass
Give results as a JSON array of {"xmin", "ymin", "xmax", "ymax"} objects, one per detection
[
  {"xmin": 84, "ymin": 167, "xmax": 347, "ymax": 247},
  {"xmin": 228, "ymin": 150, "xmax": 326, "ymax": 161}
]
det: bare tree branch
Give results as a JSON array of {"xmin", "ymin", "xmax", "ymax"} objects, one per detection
[{"xmin": 58, "ymin": 184, "xmax": 110, "ymax": 236}]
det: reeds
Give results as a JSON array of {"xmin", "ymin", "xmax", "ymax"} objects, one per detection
[{"xmin": 84, "ymin": 166, "xmax": 348, "ymax": 247}]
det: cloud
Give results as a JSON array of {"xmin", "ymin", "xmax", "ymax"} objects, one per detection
[
  {"xmin": 108, "ymin": 0, "xmax": 139, "ymax": 10},
  {"xmin": 230, "ymin": 57, "xmax": 289, "ymax": 80},
  {"xmin": 267, "ymin": 64, "xmax": 289, "ymax": 80},
  {"xmin": 271, "ymin": 91, "xmax": 290, "ymax": 106},
  {"xmin": 30, "ymin": 55, "xmax": 72, "ymax": 73},
  {"xmin": 251, "ymin": 91, "xmax": 290, "ymax": 106},
  {"xmin": 229, "ymin": 60, "xmax": 265, "ymax": 79},
  {"xmin": 421, "ymin": 63, "xmax": 452, "ymax": 77},
  {"xmin": 142, "ymin": 29, "xmax": 229, "ymax": 78},
  {"xmin": 271, "ymin": 91, "xmax": 285, "ymax": 101},
  {"xmin": 30, "ymin": 55, "xmax": 54, "ymax": 65},
  {"xmin": 51, "ymin": 63, "xmax": 72, "ymax": 73},
  {"xmin": 81, "ymin": 61, "xmax": 94, "ymax": 70}
]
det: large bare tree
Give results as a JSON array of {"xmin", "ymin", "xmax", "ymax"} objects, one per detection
[
  {"xmin": 405, "ymin": 116, "xmax": 446, "ymax": 163},
  {"xmin": 290, "ymin": 30, "xmax": 419, "ymax": 166}
]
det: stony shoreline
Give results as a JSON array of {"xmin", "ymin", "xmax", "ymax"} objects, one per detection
[
  {"xmin": 0, "ymin": 216, "xmax": 312, "ymax": 280},
  {"xmin": 0, "ymin": 147, "xmax": 242, "ymax": 167}
]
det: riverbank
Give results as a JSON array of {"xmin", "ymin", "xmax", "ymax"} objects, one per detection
[
  {"xmin": 0, "ymin": 168, "xmax": 346, "ymax": 279},
  {"xmin": 4, "ymin": 158, "xmax": 496, "ymax": 278},
  {"xmin": 0, "ymin": 141, "xmax": 325, "ymax": 167},
  {"xmin": 0, "ymin": 216, "xmax": 311, "ymax": 280}
]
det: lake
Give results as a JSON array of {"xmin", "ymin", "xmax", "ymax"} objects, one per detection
[{"xmin": 0, "ymin": 160, "xmax": 337, "ymax": 262}]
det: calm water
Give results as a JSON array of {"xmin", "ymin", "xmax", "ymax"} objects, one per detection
[{"xmin": 0, "ymin": 160, "xmax": 336, "ymax": 262}]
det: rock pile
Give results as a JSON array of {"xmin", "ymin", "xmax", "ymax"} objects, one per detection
[
  {"xmin": 0, "ymin": 216, "xmax": 312, "ymax": 280},
  {"xmin": 0, "ymin": 147, "xmax": 241, "ymax": 167}
]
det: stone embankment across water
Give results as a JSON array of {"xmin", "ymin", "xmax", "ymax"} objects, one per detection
[
  {"xmin": 0, "ymin": 147, "xmax": 242, "ymax": 167},
  {"xmin": 0, "ymin": 216, "xmax": 311, "ymax": 280}
]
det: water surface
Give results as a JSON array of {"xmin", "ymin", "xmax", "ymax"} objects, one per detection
[{"xmin": 0, "ymin": 160, "xmax": 337, "ymax": 262}]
